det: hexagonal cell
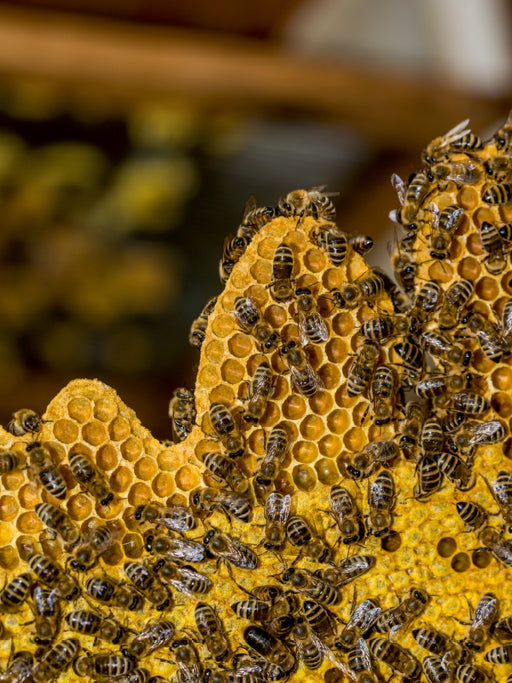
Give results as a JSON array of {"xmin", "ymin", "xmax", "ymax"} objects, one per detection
[{"xmin": 67, "ymin": 397, "xmax": 93, "ymax": 423}]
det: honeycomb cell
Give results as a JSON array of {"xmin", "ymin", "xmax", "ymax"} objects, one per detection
[
  {"xmin": 472, "ymin": 206, "xmax": 496, "ymax": 228},
  {"xmin": 16, "ymin": 511, "xmax": 41, "ymax": 535},
  {"xmin": 299, "ymin": 415, "xmax": 324, "ymax": 440},
  {"xmin": 282, "ymin": 395, "xmax": 307, "ymax": 420},
  {"xmin": 327, "ymin": 409, "xmax": 350, "ymax": 434},
  {"xmin": 97, "ymin": 443, "xmax": 118, "ymax": 470},
  {"xmin": 133, "ymin": 456, "xmax": 158, "ymax": 481},
  {"xmin": 212, "ymin": 313, "xmax": 234, "ymax": 338},
  {"xmin": 247, "ymin": 429, "xmax": 265, "ymax": 456},
  {"xmin": 110, "ymin": 466, "xmax": 133, "ymax": 493},
  {"xmin": 128, "ymin": 482, "xmax": 152, "ymax": 506},
  {"xmin": 437, "ymin": 537, "xmax": 457, "ymax": 557},
  {"xmin": 2, "ymin": 472, "xmax": 24, "ymax": 491},
  {"xmin": 458, "ymin": 186, "xmax": 479, "ymax": 209},
  {"xmin": 18, "ymin": 484, "xmax": 38, "ymax": 510},
  {"xmin": 343, "ymin": 426, "xmax": 365, "ymax": 452},
  {"xmin": 325, "ymin": 338, "xmax": 348, "ymax": 364},
  {"xmin": 53, "ymin": 418, "xmax": 79, "ymax": 443},
  {"xmin": 122, "ymin": 532, "xmax": 144, "ymax": 558},
  {"xmin": 152, "ymin": 472, "xmax": 175, "ymax": 498},
  {"xmin": 265, "ymin": 304, "xmax": 287, "ymax": 329},
  {"xmin": 250, "ymin": 259, "xmax": 272, "ymax": 284},
  {"xmin": 492, "ymin": 366, "xmax": 512, "ymax": 391},
  {"xmin": 258, "ymin": 236, "xmax": 280, "ymax": 259},
  {"xmin": 304, "ymin": 248, "xmax": 325, "ymax": 272},
  {"xmin": 67, "ymin": 493, "xmax": 93, "ymax": 521},
  {"xmin": 121, "ymin": 437, "xmax": 143, "ymax": 463},
  {"xmin": 102, "ymin": 543, "xmax": 124, "ymax": 566},
  {"xmin": 245, "ymin": 285, "xmax": 267, "ymax": 307},
  {"xmin": 466, "ymin": 233, "xmax": 484, "ymax": 255},
  {"xmin": 0, "ymin": 546, "xmax": 19, "ymax": 570},
  {"xmin": 82, "ymin": 420, "xmax": 108, "ymax": 446},
  {"xmin": 475, "ymin": 276, "xmax": 499, "ymax": 301},
  {"xmin": 66, "ymin": 397, "xmax": 93, "ymax": 423},
  {"xmin": 292, "ymin": 441, "xmax": 318, "ymax": 464},
  {"xmin": 309, "ymin": 390, "xmax": 333, "ymax": 415},
  {"xmin": 381, "ymin": 531, "xmax": 401, "ymax": 553},
  {"xmin": 109, "ymin": 416, "xmax": 131, "ymax": 441},
  {"xmin": 429, "ymin": 260, "xmax": 454, "ymax": 282},
  {"xmin": 292, "ymin": 464, "xmax": 317, "ymax": 491},
  {"xmin": 315, "ymin": 458, "xmax": 339, "ymax": 485},
  {"xmin": 322, "ymin": 267, "xmax": 343, "ymax": 291},
  {"xmin": 0, "ymin": 495, "xmax": 17, "ymax": 522},
  {"xmin": 221, "ymin": 359, "xmax": 245, "ymax": 384},
  {"xmin": 205, "ymin": 340, "xmax": 225, "ymax": 363},
  {"xmin": 228, "ymin": 333, "xmax": 253, "ymax": 359},
  {"xmin": 458, "ymin": 256, "xmax": 481, "ymax": 281},
  {"xmin": 451, "ymin": 552, "xmax": 471, "ymax": 573},
  {"xmin": 260, "ymin": 401, "xmax": 281, "ymax": 427},
  {"xmin": 318, "ymin": 434, "xmax": 341, "ymax": 458},
  {"xmin": 93, "ymin": 397, "xmax": 118, "ymax": 422},
  {"xmin": 175, "ymin": 465, "xmax": 201, "ymax": 491},
  {"xmin": 472, "ymin": 548, "xmax": 493, "ymax": 569},
  {"xmin": 209, "ymin": 385, "xmax": 235, "ymax": 406},
  {"xmin": 491, "ymin": 392, "xmax": 512, "ymax": 418},
  {"xmin": 318, "ymin": 363, "xmax": 341, "ymax": 390}
]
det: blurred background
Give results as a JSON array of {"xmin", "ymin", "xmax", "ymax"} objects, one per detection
[{"xmin": 0, "ymin": 0, "xmax": 509, "ymax": 438}]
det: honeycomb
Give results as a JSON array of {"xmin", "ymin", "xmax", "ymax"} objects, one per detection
[{"xmin": 0, "ymin": 117, "xmax": 511, "ymax": 683}]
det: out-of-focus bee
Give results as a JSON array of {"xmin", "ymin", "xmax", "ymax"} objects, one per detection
[
  {"xmin": 414, "ymin": 456, "xmax": 442, "ymax": 501},
  {"xmin": 135, "ymin": 501, "xmax": 196, "ymax": 532},
  {"xmin": 278, "ymin": 186, "xmax": 337, "ymax": 224},
  {"xmin": 0, "ymin": 651, "xmax": 34, "ymax": 683},
  {"xmin": 422, "ymin": 330, "xmax": 471, "ymax": 367},
  {"xmin": 37, "ymin": 500, "xmax": 81, "ymax": 545},
  {"xmin": 350, "ymin": 234, "xmax": 374, "ymax": 255},
  {"xmin": 346, "ymin": 440, "xmax": 399, "ymax": 480},
  {"xmin": 144, "ymin": 533, "xmax": 205, "ymax": 563},
  {"xmin": 280, "ymin": 340, "xmax": 321, "ymax": 398},
  {"xmin": 368, "ymin": 637, "xmax": 421, "ymax": 679},
  {"xmin": 439, "ymin": 279, "xmax": 473, "ymax": 329},
  {"xmin": 243, "ymin": 624, "xmax": 296, "ymax": 675},
  {"xmin": 335, "ymin": 598, "xmax": 381, "ymax": 651},
  {"xmin": 219, "ymin": 233, "xmax": 248, "ymax": 284},
  {"xmin": 189, "ymin": 295, "xmax": 217, "ymax": 349},
  {"xmin": 436, "ymin": 452, "xmax": 475, "ymax": 490},
  {"xmin": 0, "ymin": 572, "xmax": 31, "ymax": 611},
  {"xmin": 70, "ymin": 523, "xmax": 119, "ymax": 571},
  {"xmin": 428, "ymin": 161, "xmax": 481, "ymax": 188},
  {"xmin": 391, "ymin": 172, "xmax": 431, "ymax": 224},
  {"xmin": 346, "ymin": 341, "xmax": 380, "ymax": 398},
  {"xmin": 292, "ymin": 618, "xmax": 326, "ymax": 670},
  {"xmin": 203, "ymin": 529, "xmax": 258, "ymax": 570},
  {"xmin": 411, "ymin": 281, "xmax": 442, "ymax": 322},
  {"xmin": 391, "ymin": 250, "xmax": 417, "ymax": 295},
  {"xmin": 171, "ymin": 637, "xmax": 204, "ymax": 683},
  {"xmin": 484, "ymin": 644, "xmax": 512, "ymax": 664},
  {"xmin": 451, "ymin": 419, "xmax": 507, "ymax": 460},
  {"xmin": 286, "ymin": 515, "xmax": 332, "ymax": 563},
  {"xmin": 295, "ymin": 287, "xmax": 329, "ymax": 345},
  {"xmin": 202, "ymin": 451, "xmax": 249, "ymax": 493},
  {"xmin": 390, "ymin": 337, "xmax": 424, "ymax": 388},
  {"xmin": 244, "ymin": 361, "xmax": 273, "ymax": 424},
  {"xmin": 479, "ymin": 526, "xmax": 512, "ymax": 567},
  {"xmin": 8, "ymin": 408, "xmax": 41, "ymax": 436},
  {"xmin": 347, "ymin": 637, "xmax": 380, "ymax": 683},
  {"xmin": 85, "ymin": 575, "xmax": 144, "ymax": 611},
  {"xmin": 331, "ymin": 271, "xmax": 385, "ymax": 310},
  {"xmin": 499, "ymin": 222, "xmax": 512, "ymax": 243},
  {"xmin": 493, "ymin": 112, "xmax": 512, "ymax": 152},
  {"xmin": 370, "ymin": 365, "xmax": 398, "ymax": 426},
  {"xmin": 422, "ymin": 118, "xmax": 473, "ymax": 164},
  {"xmin": 153, "ymin": 559, "xmax": 212, "ymax": 597},
  {"xmin": 359, "ymin": 315, "xmax": 412, "ymax": 342},
  {"xmin": 0, "ymin": 450, "xmax": 25, "ymax": 474},
  {"xmin": 315, "ymin": 554, "xmax": 375, "ymax": 588},
  {"xmin": 32, "ymin": 583, "xmax": 61, "ymax": 645},
  {"xmin": 486, "ymin": 471, "xmax": 512, "ymax": 531},
  {"xmin": 26, "ymin": 442, "xmax": 67, "ymax": 501},
  {"xmin": 422, "ymin": 655, "xmax": 451, "ymax": 683},
  {"xmin": 329, "ymin": 485, "xmax": 365, "ymax": 544},
  {"xmin": 124, "ymin": 561, "xmax": 172, "ymax": 610},
  {"xmin": 491, "ymin": 615, "xmax": 512, "ymax": 642},
  {"xmin": 454, "ymin": 664, "xmax": 491, "ymax": 683},
  {"xmin": 237, "ymin": 196, "xmax": 276, "ymax": 242},
  {"xmin": 368, "ymin": 471, "xmax": 396, "ymax": 537},
  {"xmin": 399, "ymin": 401, "xmax": 427, "ymax": 459},
  {"xmin": 269, "ymin": 242, "xmax": 294, "ymax": 302},
  {"xmin": 502, "ymin": 299, "xmax": 512, "ymax": 339},
  {"xmin": 463, "ymin": 592, "xmax": 499, "ymax": 652},
  {"xmin": 482, "ymin": 183, "xmax": 512, "ymax": 205},
  {"xmin": 190, "ymin": 487, "xmax": 252, "ymax": 523},
  {"xmin": 209, "ymin": 402, "xmax": 245, "ymax": 458},
  {"xmin": 479, "ymin": 220, "xmax": 507, "ymax": 274},
  {"xmin": 169, "ymin": 387, "xmax": 196, "ymax": 443},
  {"xmin": 69, "ymin": 450, "xmax": 113, "ymax": 506},
  {"xmin": 281, "ymin": 567, "xmax": 341, "ymax": 606},
  {"xmin": 263, "ymin": 492, "xmax": 291, "ymax": 550},
  {"xmin": 464, "ymin": 311, "xmax": 511, "ymax": 363},
  {"xmin": 65, "ymin": 609, "xmax": 128, "ymax": 645},
  {"xmin": 233, "ymin": 296, "xmax": 279, "ymax": 351},
  {"xmin": 32, "ymin": 638, "xmax": 80, "ymax": 683},
  {"xmin": 456, "ymin": 501, "xmax": 488, "ymax": 532},
  {"xmin": 449, "ymin": 391, "xmax": 490, "ymax": 416},
  {"xmin": 309, "ymin": 222, "xmax": 347, "ymax": 266},
  {"xmin": 375, "ymin": 588, "xmax": 429, "ymax": 637},
  {"xmin": 27, "ymin": 552, "xmax": 79, "ymax": 601},
  {"xmin": 73, "ymin": 652, "xmax": 135, "ymax": 679},
  {"xmin": 195, "ymin": 602, "xmax": 230, "ymax": 662},
  {"xmin": 122, "ymin": 620, "xmax": 175, "ymax": 659},
  {"xmin": 253, "ymin": 423, "xmax": 289, "ymax": 502}
]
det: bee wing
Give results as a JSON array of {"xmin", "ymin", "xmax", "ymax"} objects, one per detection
[
  {"xmin": 469, "ymin": 420, "xmax": 506, "ymax": 445},
  {"xmin": 350, "ymin": 600, "xmax": 382, "ymax": 633},
  {"xmin": 167, "ymin": 538, "xmax": 206, "ymax": 563},
  {"xmin": 223, "ymin": 535, "xmax": 257, "ymax": 569},
  {"xmin": 390, "ymin": 173, "xmax": 406, "ymax": 205},
  {"xmin": 290, "ymin": 365, "xmax": 324, "ymax": 394},
  {"xmin": 265, "ymin": 492, "xmax": 291, "ymax": 525},
  {"xmin": 169, "ymin": 566, "xmax": 212, "ymax": 598},
  {"xmin": 307, "ymin": 184, "xmax": 328, "ymax": 193},
  {"xmin": 440, "ymin": 118, "xmax": 471, "ymax": 146},
  {"xmin": 446, "ymin": 162, "xmax": 479, "ymax": 185},
  {"xmin": 351, "ymin": 637, "xmax": 374, "ymax": 672},
  {"xmin": 241, "ymin": 195, "xmax": 257, "ymax": 221}
]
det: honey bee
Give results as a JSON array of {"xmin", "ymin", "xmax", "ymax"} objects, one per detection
[
  {"xmin": 347, "ymin": 637, "xmax": 380, "ymax": 683},
  {"xmin": 350, "ymin": 233, "xmax": 374, "ymax": 255},
  {"xmin": 268, "ymin": 242, "xmax": 294, "ymax": 302},
  {"xmin": 331, "ymin": 271, "xmax": 385, "ymax": 310},
  {"xmin": 280, "ymin": 340, "xmax": 321, "ymax": 398},
  {"xmin": 375, "ymin": 588, "xmax": 429, "ymax": 637},
  {"xmin": 190, "ymin": 486, "xmax": 253, "ymax": 523},
  {"xmin": 65, "ymin": 609, "xmax": 128, "ymax": 645},
  {"xmin": 491, "ymin": 615, "xmax": 512, "ymax": 642},
  {"xmin": 292, "ymin": 618, "xmax": 325, "ymax": 670},
  {"xmin": 243, "ymin": 624, "xmax": 296, "ymax": 675},
  {"xmin": 209, "ymin": 402, "xmax": 245, "ymax": 458},
  {"xmin": 231, "ymin": 597, "xmax": 272, "ymax": 622},
  {"xmin": 428, "ymin": 161, "xmax": 481, "ymax": 188},
  {"xmin": 452, "ymin": 420, "xmax": 507, "ymax": 459},
  {"xmin": 237, "ymin": 196, "xmax": 276, "ymax": 242},
  {"xmin": 244, "ymin": 361, "xmax": 273, "ymax": 424},
  {"xmin": 370, "ymin": 365, "xmax": 398, "ymax": 426},
  {"xmin": 463, "ymin": 311, "xmax": 510, "ymax": 362},
  {"xmin": 301, "ymin": 599, "xmax": 335, "ymax": 641},
  {"xmin": 493, "ymin": 112, "xmax": 512, "ymax": 152},
  {"xmin": 73, "ymin": 653, "xmax": 135, "ymax": 679},
  {"xmin": 35, "ymin": 502, "xmax": 81, "ymax": 546},
  {"xmin": 399, "ymin": 401, "xmax": 427, "ymax": 459},
  {"xmin": 346, "ymin": 440, "xmax": 399, "ymax": 480},
  {"xmin": 0, "ymin": 651, "xmax": 34, "ymax": 683},
  {"xmin": 27, "ymin": 552, "xmax": 79, "ymax": 601},
  {"xmin": 31, "ymin": 583, "xmax": 61, "ymax": 645},
  {"xmin": 315, "ymin": 554, "xmax": 375, "ymax": 588},
  {"xmin": 122, "ymin": 620, "xmax": 175, "ymax": 658},
  {"xmin": 153, "ymin": 559, "xmax": 212, "ymax": 597},
  {"xmin": 278, "ymin": 186, "xmax": 337, "ymax": 224},
  {"xmin": 219, "ymin": 234, "xmax": 248, "ymax": 284},
  {"xmin": 0, "ymin": 450, "xmax": 25, "ymax": 474},
  {"xmin": 233, "ymin": 296, "xmax": 279, "ymax": 351},
  {"xmin": 169, "ymin": 387, "xmax": 196, "ymax": 443},
  {"xmin": 420, "ymin": 418, "xmax": 444, "ymax": 456},
  {"xmin": 454, "ymin": 664, "xmax": 491, "ymax": 683},
  {"xmin": 439, "ymin": 279, "xmax": 473, "ymax": 329},
  {"xmin": 486, "ymin": 471, "xmax": 512, "ymax": 531},
  {"xmin": 253, "ymin": 423, "xmax": 289, "ymax": 501},
  {"xmin": 203, "ymin": 529, "xmax": 258, "ymax": 569},
  {"xmin": 346, "ymin": 341, "xmax": 380, "ymax": 397},
  {"xmin": 335, "ymin": 598, "xmax": 381, "ymax": 651},
  {"xmin": 411, "ymin": 281, "xmax": 442, "ymax": 322},
  {"xmin": 368, "ymin": 637, "xmax": 421, "ymax": 679},
  {"xmin": 328, "ymin": 485, "xmax": 365, "ymax": 544},
  {"xmin": 171, "ymin": 637, "xmax": 204, "ymax": 683},
  {"xmin": 422, "ymin": 655, "xmax": 451, "ymax": 683},
  {"xmin": 368, "ymin": 471, "xmax": 396, "ymax": 537},
  {"xmin": 479, "ymin": 220, "xmax": 507, "ymax": 274},
  {"xmin": 281, "ymin": 567, "xmax": 341, "ymax": 606},
  {"xmin": 359, "ymin": 315, "xmax": 412, "ymax": 341},
  {"xmin": 436, "ymin": 452, "xmax": 476, "ymax": 490},
  {"xmin": 417, "ymin": 372, "xmax": 470, "ymax": 400},
  {"xmin": 450, "ymin": 392, "xmax": 490, "ymax": 416},
  {"xmin": 144, "ymin": 533, "xmax": 205, "ymax": 563},
  {"xmin": 422, "ymin": 330, "xmax": 471, "ymax": 367},
  {"xmin": 202, "ymin": 450, "xmax": 249, "ymax": 493},
  {"xmin": 309, "ymin": 222, "xmax": 347, "ymax": 266},
  {"xmin": 479, "ymin": 526, "xmax": 512, "ymax": 567},
  {"xmin": 32, "ymin": 638, "xmax": 80, "ymax": 682},
  {"xmin": 391, "ymin": 249, "xmax": 417, "ymax": 295},
  {"xmin": 70, "ymin": 522, "xmax": 119, "ymax": 571},
  {"xmin": 124, "ymin": 561, "xmax": 172, "ymax": 610},
  {"xmin": 295, "ymin": 287, "xmax": 329, "ymax": 345},
  {"xmin": 69, "ymin": 450, "xmax": 113, "ymax": 506},
  {"xmin": 134, "ymin": 501, "xmax": 196, "ymax": 532},
  {"xmin": 189, "ymin": 295, "xmax": 218, "ymax": 349},
  {"xmin": 286, "ymin": 515, "xmax": 332, "ymax": 563},
  {"xmin": 414, "ymin": 456, "xmax": 442, "ymax": 501},
  {"xmin": 26, "ymin": 442, "xmax": 67, "ymax": 500},
  {"xmin": 482, "ymin": 183, "xmax": 512, "ymax": 205},
  {"xmin": 422, "ymin": 118, "xmax": 473, "ymax": 164},
  {"xmin": 463, "ymin": 592, "xmax": 499, "ymax": 651},
  {"xmin": 85, "ymin": 575, "xmax": 144, "ymax": 611},
  {"xmin": 0, "ymin": 572, "xmax": 31, "ymax": 611},
  {"xmin": 413, "ymin": 626, "xmax": 458, "ymax": 656},
  {"xmin": 456, "ymin": 501, "xmax": 488, "ymax": 532},
  {"xmin": 195, "ymin": 602, "xmax": 230, "ymax": 662},
  {"xmin": 8, "ymin": 408, "xmax": 41, "ymax": 436},
  {"xmin": 392, "ymin": 172, "xmax": 431, "ymax": 224},
  {"xmin": 484, "ymin": 644, "xmax": 512, "ymax": 664},
  {"xmin": 390, "ymin": 338, "xmax": 424, "ymax": 388},
  {"xmin": 263, "ymin": 492, "xmax": 291, "ymax": 550}
]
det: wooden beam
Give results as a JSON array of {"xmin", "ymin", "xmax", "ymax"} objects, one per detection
[{"xmin": 0, "ymin": 5, "xmax": 507, "ymax": 150}]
